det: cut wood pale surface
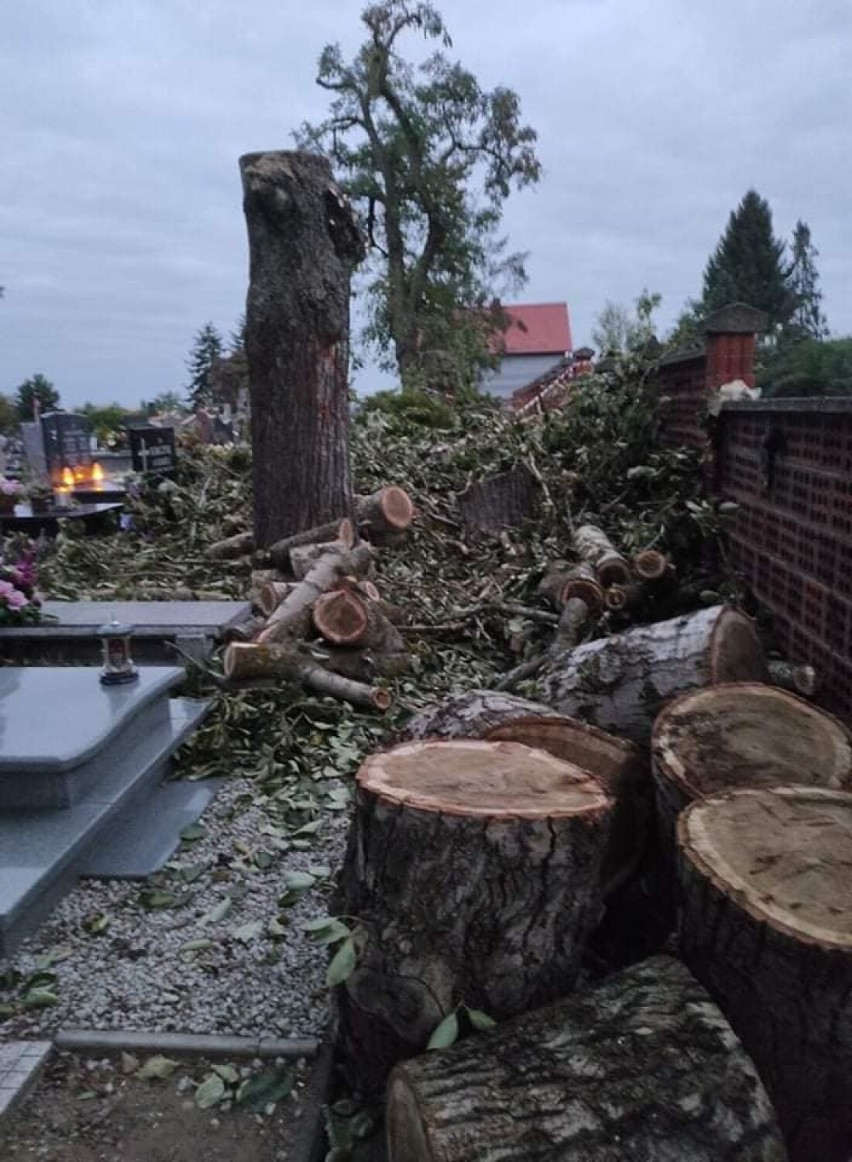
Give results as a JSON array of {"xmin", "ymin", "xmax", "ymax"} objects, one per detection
[
  {"xmin": 288, "ymin": 539, "xmax": 348, "ymax": 581},
  {"xmin": 574, "ymin": 523, "xmax": 632, "ymax": 588},
  {"xmin": 678, "ymin": 786, "xmax": 852, "ymax": 1161},
  {"xmin": 256, "ymin": 543, "xmax": 373, "ymax": 644},
  {"xmin": 386, "ymin": 955, "xmax": 785, "ymax": 1162},
  {"xmin": 336, "ymin": 738, "xmax": 612, "ymax": 1100},
  {"xmin": 255, "ymin": 579, "xmax": 296, "ymax": 618},
  {"xmin": 312, "ymin": 587, "xmax": 369, "ymax": 645},
  {"xmin": 767, "ymin": 657, "xmax": 819, "ymax": 697},
  {"xmin": 652, "ymin": 682, "xmax": 852, "ymax": 841},
  {"xmin": 356, "ymin": 487, "xmax": 415, "ymax": 541},
  {"xmin": 540, "ymin": 604, "xmax": 768, "ymax": 743},
  {"xmin": 538, "ymin": 562, "xmax": 602, "ymax": 610},
  {"xmin": 632, "ymin": 547, "xmax": 669, "ymax": 580}
]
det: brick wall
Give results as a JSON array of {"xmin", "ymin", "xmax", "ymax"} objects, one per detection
[{"xmin": 715, "ymin": 399, "xmax": 852, "ymax": 721}]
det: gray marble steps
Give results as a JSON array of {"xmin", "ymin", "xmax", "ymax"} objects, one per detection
[
  {"xmin": 0, "ymin": 668, "xmax": 212, "ymax": 958},
  {"xmin": 0, "ymin": 600, "xmax": 252, "ymax": 665}
]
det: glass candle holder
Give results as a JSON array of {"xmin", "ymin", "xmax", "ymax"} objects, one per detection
[{"xmin": 98, "ymin": 620, "xmax": 139, "ymax": 685}]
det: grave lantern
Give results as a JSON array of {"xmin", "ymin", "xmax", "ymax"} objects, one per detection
[{"xmin": 98, "ymin": 620, "xmax": 139, "ymax": 685}]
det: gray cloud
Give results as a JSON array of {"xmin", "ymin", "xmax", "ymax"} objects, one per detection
[{"xmin": 1, "ymin": 0, "xmax": 850, "ymax": 407}]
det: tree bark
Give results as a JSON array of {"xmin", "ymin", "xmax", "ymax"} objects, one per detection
[
  {"xmin": 266, "ymin": 517, "xmax": 354, "ymax": 572},
  {"xmin": 539, "ymin": 562, "xmax": 602, "ymax": 610},
  {"xmin": 223, "ymin": 641, "xmax": 391, "ymax": 710},
  {"xmin": 539, "ymin": 605, "xmax": 768, "ymax": 743},
  {"xmin": 678, "ymin": 786, "xmax": 852, "ymax": 1161},
  {"xmin": 256, "ymin": 543, "xmax": 372, "ymax": 644},
  {"xmin": 288, "ymin": 540, "xmax": 348, "ymax": 581},
  {"xmin": 395, "ymin": 690, "xmax": 563, "ymax": 743},
  {"xmin": 652, "ymin": 682, "xmax": 852, "ymax": 844},
  {"xmin": 574, "ymin": 523, "xmax": 632, "ymax": 587},
  {"xmin": 240, "ymin": 151, "xmax": 364, "ymax": 548},
  {"xmin": 386, "ymin": 954, "xmax": 786, "ymax": 1161},
  {"xmin": 457, "ymin": 464, "xmax": 538, "ymax": 538},
  {"xmin": 206, "ymin": 530, "xmax": 255, "ymax": 560},
  {"xmin": 767, "ymin": 658, "xmax": 819, "ymax": 697},
  {"xmin": 336, "ymin": 739, "xmax": 612, "ymax": 1100}
]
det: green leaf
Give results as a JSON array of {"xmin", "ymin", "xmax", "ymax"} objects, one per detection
[
  {"xmin": 136, "ymin": 1055, "xmax": 179, "ymax": 1081},
  {"xmin": 138, "ymin": 888, "xmax": 180, "ymax": 911},
  {"xmin": 178, "ymin": 938, "xmax": 216, "ymax": 955},
  {"xmin": 253, "ymin": 850, "xmax": 275, "ymax": 870},
  {"xmin": 326, "ymin": 936, "xmax": 358, "ymax": 987},
  {"xmin": 466, "ymin": 1007, "xmax": 497, "ymax": 1031},
  {"xmin": 307, "ymin": 865, "xmax": 331, "ymax": 879},
  {"xmin": 21, "ymin": 987, "xmax": 58, "ymax": 1009},
  {"xmin": 427, "ymin": 1011, "xmax": 459, "ymax": 1050},
  {"xmin": 82, "ymin": 912, "xmax": 110, "ymax": 936},
  {"xmin": 212, "ymin": 1063, "xmax": 240, "ymax": 1085},
  {"xmin": 281, "ymin": 871, "xmax": 316, "ymax": 891},
  {"xmin": 236, "ymin": 1067, "xmax": 295, "ymax": 1112},
  {"xmin": 195, "ymin": 1072, "xmax": 227, "ymax": 1109},
  {"xmin": 200, "ymin": 897, "xmax": 232, "ymax": 926},
  {"xmin": 180, "ymin": 822, "xmax": 207, "ymax": 842},
  {"xmin": 311, "ymin": 920, "xmax": 352, "ymax": 947},
  {"xmin": 293, "ymin": 819, "xmax": 323, "ymax": 837},
  {"xmin": 231, "ymin": 920, "xmax": 264, "ymax": 944},
  {"xmin": 180, "ymin": 861, "xmax": 210, "ymax": 884}
]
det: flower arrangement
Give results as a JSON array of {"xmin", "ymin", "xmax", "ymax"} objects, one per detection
[
  {"xmin": 0, "ymin": 550, "xmax": 43, "ymax": 625},
  {"xmin": 0, "ymin": 479, "xmax": 22, "ymax": 512},
  {"xmin": 26, "ymin": 481, "xmax": 54, "ymax": 514}
]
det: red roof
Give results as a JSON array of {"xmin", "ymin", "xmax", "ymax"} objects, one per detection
[{"xmin": 500, "ymin": 303, "xmax": 572, "ymax": 356}]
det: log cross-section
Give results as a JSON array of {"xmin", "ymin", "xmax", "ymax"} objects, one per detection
[{"xmin": 336, "ymin": 738, "xmax": 613, "ymax": 1101}]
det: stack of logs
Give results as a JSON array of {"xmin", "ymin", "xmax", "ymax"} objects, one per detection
[
  {"xmin": 206, "ymin": 487, "xmax": 415, "ymax": 711},
  {"xmin": 334, "ymin": 600, "xmax": 851, "ymax": 1160}
]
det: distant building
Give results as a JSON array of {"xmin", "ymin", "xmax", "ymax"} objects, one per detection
[{"xmin": 479, "ymin": 302, "xmax": 572, "ymax": 400}]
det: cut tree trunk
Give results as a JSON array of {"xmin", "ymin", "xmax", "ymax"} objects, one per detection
[
  {"xmin": 256, "ymin": 543, "xmax": 372, "ymax": 644},
  {"xmin": 336, "ymin": 738, "xmax": 613, "ymax": 1100},
  {"xmin": 632, "ymin": 548, "xmax": 669, "ymax": 581},
  {"xmin": 206, "ymin": 530, "xmax": 255, "ymax": 561},
  {"xmin": 652, "ymin": 682, "xmax": 852, "ymax": 844},
  {"xmin": 678, "ymin": 786, "xmax": 852, "ymax": 1161},
  {"xmin": 356, "ymin": 487, "xmax": 415, "ymax": 543},
  {"xmin": 457, "ymin": 464, "xmax": 538, "ymax": 538},
  {"xmin": 603, "ymin": 582, "xmax": 640, "ymax": 612},
  {"xmin": 539, "ymin": 605, "xmax": 768, "ymax": 743},
  {"xmin": 312, "ymin": 588, "xmax": 369, "ymax": 645},
  {"xmin": 316, "ymin": 644, "xmax": 409, "ymax": 683},
  {"xmin": 574, "ymin": 523, "xmax": 632, "ymax": 588},
  {"xmin": 254, "ymin": 580, "xmax": 296, "ymax": 618},
  {"xmin": 223, "ymin": 642, "xmax": 390, "ymax": 710},
  {"xmin": 267, "ymin": 517, "xmax": 354, "ymax": 572},
  {"xmin": 386, "ymin": 954, "xmax": 785, "ymax": 1162},
  {"xmin": 288, "ymin": 540, "xmax": 348, "ymax": 581},
  {"xmin": 767, "ymin": 658, "xmax": 819, "ymax": 697},
  {"xmin": 395, "ymin": 690, "xmax": 563, "ymax": 743},
  {"xmin": 550, "ymin": 596, "xmax": 590, "ymax": 654},
  {"xmin": 240, "ymin": 151, "xmax": 364, "ymax": 548},
  {"xmin": 538, "ymin": 562, "xmax": 603, "ymax": 610}
]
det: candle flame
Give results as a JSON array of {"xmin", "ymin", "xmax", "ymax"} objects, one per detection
[
  {"xmin": 61, "ymin": 467, "xmax": 75, "ymax": 487},
  {"xmin": 92, "ymin": 462, "xmax": 104, "ymax": 482}
]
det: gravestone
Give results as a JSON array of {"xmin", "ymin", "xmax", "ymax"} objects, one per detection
[
  {"xmin": 41, "ymin": 412, "xmax": 92, "ymax": 482},
  {"xmin": 20, "ymin": 423, "xmax": 47, "ymax": 476},
  {"xmin": 128, "ymin": 426, "xmax": 177, "ymax": 478}
]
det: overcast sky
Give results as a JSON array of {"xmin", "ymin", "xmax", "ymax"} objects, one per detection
[{"xmin": 2, "ymin": 0, "xmax": 850, "ymax": 409}]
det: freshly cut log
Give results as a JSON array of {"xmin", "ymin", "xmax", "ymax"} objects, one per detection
[
  {"xmin": 312, "ymin": 588, "xmax": 369, "ymax": 645},
  {"xmin": 288, "ymin": 539, "xmax": 349, "ymax": 581},
  {"xmin": 386, "ymin": 954, "xmax": 785, "ymax": 1162},
  {"xmin": 652, "ymin": 682, "xmax": 852, "ymax": 843},
  {"xmin": 395, "ymin": 690, "xmax": 563, "ymax": 743},
  {"xmin": 678, "ymin": 786, "xmax": 852, "ymax": 1161},
  {"xmin": 257, "ymin": 543, "xmax": 373, "ymax": 644},
  {"xmin": 206, "ymin": 530, "xmax": 254, "ymax": 561},
  {"xmin": 540, "ymin": 605, "xmax": 768, "ymax": 743},
  {"xmin": 550, "ymin": 595, "xmax": 590, "ymax": 654},
  {"xmin": 482, "ymin": 715, "xmax": 647, "ymax": 894},
  {"xmin": 219, "ymin": 615, "xmax": 266, "ymax": 644},
  {"xmin": 538, "ymin": 562, "xmax": 602, "ymax": 610},
  {"xmin": 457, "ymin": 464, "xmax": 538, "ymax": 538},
  {"xmin": 574, "ymin": 523, "xmax": 632, "ymax": 587},
  {"xmin": 254, "ymin": 579, "xmax": 296, "ymax": 618},
  {"xmin": 318, "ymin": 645, "xmax": 409, "ymax": 683},
  {"xmin": 767, "ymin": 657, "xmax": 819, "ymax": 697},
  {"xmin": 223, "ymin": 642, "xmax": 391, "ymax": 710},
  {"xmin": 337, "ymin": 739, "xmax": 613, "ymax": 1100},
  {"xmin": 356, "ymin": 487, "xmax": 415, "ymax": 542},
  {"xmin": 632, "ymin": 547, "xmax": 669, "ymax": 581},
  {"xmin": 267, "ymin": 517, "xmax": 354, "ymax": 571},
  {"xmin": 603, "ymin": 582, "xmax": 640, "ymax": 611}
]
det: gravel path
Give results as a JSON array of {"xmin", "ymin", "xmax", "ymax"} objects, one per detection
[{"xmin": 1, "ymin": 776, "xmax": 350, "ymax": 1040}]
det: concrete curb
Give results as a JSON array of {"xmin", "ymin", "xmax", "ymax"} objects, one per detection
[
  {"xmin": 290, "ymin": 1040, "xmax": 336, "ymax": 1162},
  {"xmin": 54, "ymin": 1029, "xmax": 319, "ymax": 1059}
]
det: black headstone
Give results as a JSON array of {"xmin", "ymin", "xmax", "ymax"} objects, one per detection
[
  {"xmin": 41, "ymin": 412, "xmax": 92, "ymax": 481},
  {"xmin": 128, "ymin": 426, "xmax": 177, "ymax": 478}
]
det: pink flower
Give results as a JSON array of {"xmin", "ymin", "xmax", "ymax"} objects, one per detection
[
  {"xmin": 0, "ymin": 579, "xmax": 16, "ymax": 599},
  {"xmin": 6, "ymin": 588, "xmax": 27, "ymax": 610},
  {"xmin": 0, "ymin": 480, "xmax": 22, "ymax": 497}
]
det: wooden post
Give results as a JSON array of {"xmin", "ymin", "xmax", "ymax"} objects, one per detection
[
  {"xmin": 336, "ymin": 739, "xmax": 613, "ymax": 1100},
  {"xmin": 240, "ymin": 151, "xmax": 365, "ymax": 548}
]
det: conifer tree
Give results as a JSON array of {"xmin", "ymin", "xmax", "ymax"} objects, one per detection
[
  {"xmin": 185, "ymin": 322, "xmax": 224, "ymax": 409},
  {"xmin": 701, "ymin": 190, "xmax": 792, "ymax": 328},
  {"xmin": 788, "ymin": 220, "xmax": 828, "ymax": 339}
]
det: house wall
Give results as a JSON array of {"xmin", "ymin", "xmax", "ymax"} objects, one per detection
[{"xmin": 480, "ymin": 354, "xmax": 565, "ymax": 400}]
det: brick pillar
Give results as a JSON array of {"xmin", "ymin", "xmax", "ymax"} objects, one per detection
[{"xmin": 702, "ymin": 304, "xmax": 767, "ymax": 392}]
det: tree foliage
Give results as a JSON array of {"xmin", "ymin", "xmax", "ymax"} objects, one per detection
[
  {"xmin": 759, "ymin": 336, "xmax": 852, "ymax": 398},
  {"xmin": 592, "ymin": 289, "xmax": 661, "ymax": 355},
  {"xmin": 0, "ymin": 393, "xmax": 18, "ymax": 435},
  {"xmin": 701, "ymin": 190, "xmax": 792, "ymax": 328},
  {"xmin": 297, "ymin": 0, "xmax": 541, "ymax": 391},
  {"xmin": 185, "ymin": 322, "xmax": 225, "ymax": 409},
  {"xmin": 787, "ymin": 220, "xmax": 828, "ymax": 340},
  {"xmin": 15, "ymin": 373, "xmax": 59, "ymax": 421}
]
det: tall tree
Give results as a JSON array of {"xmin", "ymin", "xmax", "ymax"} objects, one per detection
[
  {"xmin": 297, "ymin": 0, "xmax": 541, "ymax": 391},
  {"xmin": 185, "ymin": 322, "xmax": 224, "ymax": 409},
  {"xmin": 592, "ymin": 289, "xmax": 661, "ymax": 355},
  {"xmin": 15, "ymin": 373, "xmax": 59, "ymax": 421},
  {"xmin": 701, "ymin": 190, "xmax": 792, "ymax": 328},
  {"xmin": 787, "ymin": 220, "xmax": 828, "ymax": 340}
]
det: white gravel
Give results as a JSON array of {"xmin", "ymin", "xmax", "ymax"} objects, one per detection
[{"xmin": 1, "ymin": 776, "xmax": 350, "ymax": 1040}]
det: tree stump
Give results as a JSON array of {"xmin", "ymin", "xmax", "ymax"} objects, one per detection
[
  {"xmin": 652, "ymin": 682, "xmax": 852, "ymax": 843},
  {"xmin": 539, "ymin": 604, "xmax": 768, "ymax": 743},
  {"xmin": 678, "ymin": 786, "xmax": 852, "ymax": 1161},
  {"xmin": 337, "ymin": 738, "xmax": 613, "ymax": 1100},
  {"xmin": 386, "ymin": 954, "xmax": 786, "ymax": 1161},
  {"xmin": 395, "ymin": 689, "xmax": 563, "ymax": 743},
  {"xmin": 457, "ymin": 464, "xmax": 538, "ymax": 538},
  {"xmin": 240, "ymin": 151, "xmax": 364, "ymax": 548}
]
